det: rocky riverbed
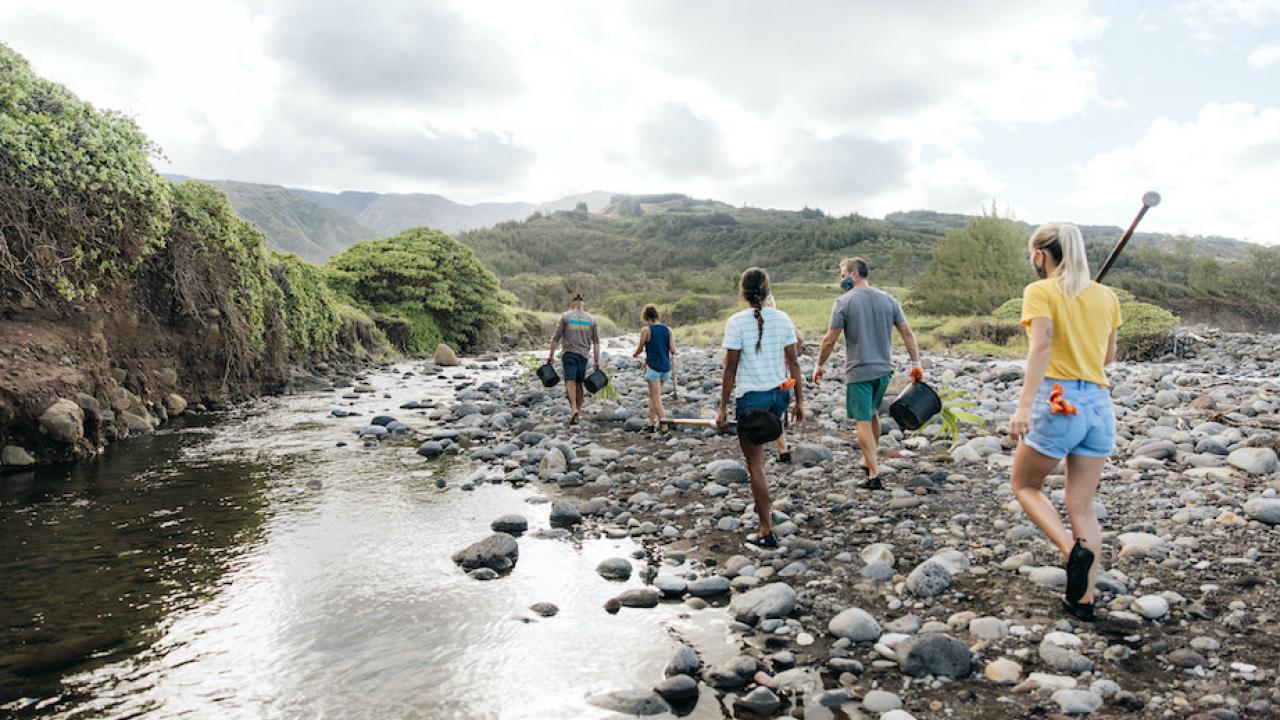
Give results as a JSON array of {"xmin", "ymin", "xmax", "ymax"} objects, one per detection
[{"xmin": 400, "ymin": 327, "xmax": 1280, "ymax": 719}]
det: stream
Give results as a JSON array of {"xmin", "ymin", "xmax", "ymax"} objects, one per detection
[{"xmin": 0, "ymin": 362, "xmax": 741, "ymax": 719}]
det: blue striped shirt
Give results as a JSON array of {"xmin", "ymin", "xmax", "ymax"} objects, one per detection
[{"xmin": 722, "ymin": 307, "xmax": 797, "ymax": 397}]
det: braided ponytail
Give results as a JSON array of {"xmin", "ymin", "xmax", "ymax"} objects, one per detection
[{"xmin": 739, "ymin": 267, "xmax": 772, "ymax": 353}]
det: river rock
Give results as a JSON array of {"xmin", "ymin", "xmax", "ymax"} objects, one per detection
[
  {"xmin": 164, "ymin": 393, "xmax": 187, "ymax": 416},
  {"xmin": 906, "ymin": 559, "xmax": 953, "ymax": 597},
  {"xmin": 728, "ymin": 582, "xmax": 797, "ymax": 625},
  {"xmin": 898, "ymin": 634, "xmax": 972, "ymax": 678},
  {"xmin": 793, "ymin": 443, "xmax": 833, "ymax": 466},
  {"xmin": 655, "ymin": 576, "xmax": 688, "ymax": 598},
  {"xmin": 733, "ymin": 687, "xmax": 782, "ymax": 716},
  {"xmin": 665, "ymin": 646, "xmax": 701, "ymax": 677},
  {"xmin": 540, "ymin": 447, "xmax": 567, "ymax": 479},
  {"xmin": 1052, "ymin": 689, "xmax": 1103, "ymax": 715},
  {"xmin": 617, "ymin": 587, "xmax": 661, "ymax": 608},
  {"xmin": 862, "ymin": 690, "xmax": 902, "ymax": 712},
  {"xmin": 549, "ymin": 500, "xmax": 582, "ymax": 527},
  {"xmin": 490, "ymin": 514, "xmax": 528, "ymax": 533},
  {"xmin": 417, "ymin": 441, "xmax": 444, "ymax": 459},
  {"xmin": 828, "ymin": 607, "xmax": 881, "ymax": 643},
  {"xmin": 1132, "ymin": 594, "xmax": 1170, "ymax": 619},
  {"xmin": 39, "ymin": 398, "xmax": 84, "ymax": 444},
  {"xmin": 1168, "ymin": 648, "xmax": 1208, "ymax": 668},
  {"xmin": 705, "ymin": 459, "xmax": 748, "ymax": 484},
  {"xmin": 530, "ymin": 602, "xmax": 558, "ymax": 617},
  {"xmin": 451, "ymin": 533, "xmax": 519, "ymax": 573},
  {"xmin": 122, "ymin": 411, "xmax": 153, "ymax": 434},
  {"xmin": 2, "ymin": 445, "xmax": 35, "ymax": 466},
  {"xmin": 688, "ymin": 576, "xmax": 731, "ymax": 597},
  {"xmin": 1229, "ymin": 448, "xmax": 1278, "ymax": 476},
  {"xmin": 586, "ymin": 689, "xmax": 670, "ymax": 716},
  {"xmin": 653, "ymin": 674, "xmax": 698, "ymax": 703},
  {"xmin": 1135, "ymin": 440, "xmax": 1177, "ymax": 460},
  {"xmin": 1243, "ymin": 497, "xmax": 1280, "ymax": 525},
  {"xmin": 433, "ymin": 344, "xmax": 460, "ymax": 366},
  {"xmin": 1040, "ymin": 632, "xmax": 1093, "ymax": 673},
  {"xmin": 985, "ymin": 658, "xmax": 1023, "ymax": 684},
  {"xmin": 597, "ymin": 557, "xmax": 633, "ymax": 580},
  {"xmin": 969, "ymin": 616, "xmax": 1009, "ymax": 640}
]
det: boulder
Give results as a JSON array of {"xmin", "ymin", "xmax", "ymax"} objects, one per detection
[
  {"xmin": 490, "ymin": 514, "xmax": 528, "ymax": 534},
  {"xmin": 2, "ymin": 445, "xmax": 36, "ymax": 467},
  {"xmin": 732, "ymin": 687, "xmax": 782, "ymax": 716},
  {"xmin": 1052, "ymin": 689, "xmax": 1103, "ymax": 715},
  {"xmin": 617, "ymin": 587, "xmax": 661, "ymax": 608},
  {"xmin": 793, "ymin": 443, "xmax": 834, "ymax": 466},
  {"xmin": 664, "ymin": 646, "xmax": 701, "ymax": 677},
  {"xmin": 653, "ymin": 674, "xmax": 698, "ymax": 703},
  {"xmin": 451, "ymin": 533, "xmax": 519, "ymax": 573},
  {"xmin": 549, "ymin": 500, "xmax": 582, "ymax": 527},
  {"xmin": 1243, "ymin": 497, "xmax": 1280, "ymax": 525},
  {"xmin": 906, "ymin": 559, "xmax": 953, "ymax": 597},
  {"xmin": 39, "ymin": 398, "xmax": 84, "ymax": 445},
  {"xmin": 433, "ymin": 344, "xmax": 460, "ymax": 367},
  {"xmin": 828, "ymin": 607, "xmax": 881, "ymax": 643},
  {"xmin": 898, "ymin": 634, "xmax": 972, "ymax": 678},
  {"xmin": 704, "ymin": 459, "xmax": 748, "ymax": 484},
  {"xmin": 164, "ymin": 393, "xmax": 188, "ymax": 416},
  {"xmin": 596, "ymin": 557, "xmax": 633, "ymax": 581},
  {"xmin": 728, "ymin": 582, "xmax": 797, "ymax": 625},
  {"xmin": 417, "ymin": 441, "xmax": 444, "ymax": 459},
  {"xmin": 1228, "ymin": 447, "xmax": 1278, "ymax": 476}
]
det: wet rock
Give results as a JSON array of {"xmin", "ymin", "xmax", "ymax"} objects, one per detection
[
  {"xmin": 688, "ymin": 575, "xmax": 731, "ymax": 598},
  {"xmin": 549, "ymin": 500, "xmax": 582, "ymax": 527},
  {"xmin": 468, "ymin": 568, "xmax": 498, "ymax": 581},
  {"xmin": 728, "ymin": 582, "xmax": 796, "ymax": 625},
  {"xmin": 540, "ymin": 447, "xmax": 567, "ymax": 479},
  {"xmin": 1243, "ymin": 497, "xmax": 1280, "ymax": 525},
  {"xmin": 828, "ymin": 607, "xmax": 881, "ymax": 643},
  {"xmin": 733, "ymin": 686, "xmax": 782, "ymax": 716},
  {"xmin": 898, "ymin": 634, "xmax": 972, "ymax": 678},
  {"xmin": 617, "ymin": 587, "xmax": 661, "ymax": 608},
  {"xmin": 665, "ymin": 646, "xmax": 701, "ymax": 677},
  {"xmin": 164, "ymin": 393, "xmax": 188, "ymax": 416},
  {"xmin": 122, "ymin": 411, "xmax": 154, "ymax": 434},
  {"xmin": 433, "ymin": 344, "xmax": 460, "ymax": 367},
  {"xmin": 39, "ymin": 398, "xmax": 84, "ymax": 444},
  {"xmin": 490, "ymin": 514, "xmax": 528, "ymax": 534},
  {"xmin": 529, "ymin": 602, "xmax": 558, "ymax": 617},
  {"xmin": 415, "ymin": 441, "xmax": 444, "ymax": 460},
  {"xmin": 705, "ymin": 656, "xmax": 757, "ymax": 689},
  {"xmin": 451, "ymin": 533, "xmax": 519, "ymax": 573},
  {"xmin": 653, "ymin": 674, "xmax": 698, "ymax": 703},
  {"xmin": 817, "ymin": 688, "xmax": 855, "ymax": 707},
  {"xmin": 597, "ymin": 557, "xmax": 633, "ymax": 581},
  {"xmin": 603, "ymin": 597, "xmax": 621, "ymax": 614},
  {"xmin": 906, "ymin": 559, "xmax": 953, "ymax": 597},
  {"xmin": 586, "ymin": 689, "xmax": 670, "ymax": 716},
  {"xmin": 1228, "ymin": 447, "xmax": 1278, "ymax": 476},
  {"xmin": 1052, "ymin": 689, "xmax": 1103, "ymax": 715},
  {"xmin": 2, "ymin": 445, "xmax": 35, "ymax": 466},
  {"xmin": 655, "ymin": 576, "xmax": 688, "ymax": 598}
]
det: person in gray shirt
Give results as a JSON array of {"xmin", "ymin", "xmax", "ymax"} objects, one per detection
[
  {"xmin": 814, "ymin": 257, "xmax": 922, "ymax": 490},
  {"xmin": 548, "ymin": 293, "xmax": 600, "ymax": 425}
]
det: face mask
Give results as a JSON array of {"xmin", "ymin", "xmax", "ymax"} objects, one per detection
[{"xmin": 840, "ymin": 276, "xmax": 854, "ymax": 291}]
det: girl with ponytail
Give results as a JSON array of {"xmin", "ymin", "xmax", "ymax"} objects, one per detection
[
  {"xmin": 717, "ymin": 268, "xmax": 804, "ymax": 549},
  {"xmin": 1009, "ymin": 223, "xmax": 1123, "ymax": 621}
]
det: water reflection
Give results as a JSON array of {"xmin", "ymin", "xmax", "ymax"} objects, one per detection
[{"xmin": 1, "ymin": 366, "xmax": 740, "ymax": 719}]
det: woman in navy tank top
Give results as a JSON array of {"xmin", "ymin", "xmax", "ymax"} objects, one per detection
[{"xmin": 632, "ymin": 304, "xmax": 676, "ymax": 431}]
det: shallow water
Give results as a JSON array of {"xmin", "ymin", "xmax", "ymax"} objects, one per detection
[{"xmin": 0, "ymin": 364, "xmax": 740, "ymax": 719}]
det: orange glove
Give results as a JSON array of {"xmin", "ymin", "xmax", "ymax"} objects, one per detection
[
  {"xmin": 1048, "ymin": 383, "xmax": 1078, "ymax": 416},
  {"xmin": 814, "ymin": 368, "xmax": 824, "ymax": 384},
  {"xmin": 909, "ymin": 367, "xmax": 923, "ymax": 383},
  {"xmin": 779, "ymin": 378, "xmax": 796, "ymax": 390}
]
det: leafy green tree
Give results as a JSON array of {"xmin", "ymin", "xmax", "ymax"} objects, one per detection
[
  {"xmin": 911, "ymin": 214, "xmax": 1034, "ymax": 315},
  {"xmin": 325, "ymin": 228, "xmax": 504, "ymax": 354}
]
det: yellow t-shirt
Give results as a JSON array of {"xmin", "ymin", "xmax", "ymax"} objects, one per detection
[{"xmin": 1020, "ymin": 279, "xmax": 1122, "ymax": 386}]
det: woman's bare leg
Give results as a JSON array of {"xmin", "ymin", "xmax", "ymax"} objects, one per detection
[
  {"xmin": 1011, "ymin": 442, "xmax": 1072, "ymax": 559},
  {"xmin": 1064, "ymin": 454, "xmax": 1105, "ymax": 603},
  {"xmin": 740, "ymin": 438, "xmax": 771, "ymax": 535}
]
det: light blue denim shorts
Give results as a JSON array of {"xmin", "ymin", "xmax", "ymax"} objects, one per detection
[
  {"xmin": 643, "ymin": 368, "xmax": 672, "ymax": 383},
  {"xmin": 1024, "ymin": 379, "xmax": 1116, "ymax": 459}
]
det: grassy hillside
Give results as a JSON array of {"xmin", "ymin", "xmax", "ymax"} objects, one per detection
[{"xmin": 198, "ymin": 180, "xmax": 377, "ymax": 263}]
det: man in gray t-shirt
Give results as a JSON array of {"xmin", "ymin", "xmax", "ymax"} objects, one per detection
[
  {"xmin": 548, "ymin": 293, "xmax": 600, "ymax": 425},
  {"xmin": 815, "ymin": 257, "xmax": 922, "ymax": 489}
]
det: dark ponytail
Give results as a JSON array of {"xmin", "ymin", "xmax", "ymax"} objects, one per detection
[{"xmin": 739, "ymin": 267, "xmax": 771, "ymax": 352}]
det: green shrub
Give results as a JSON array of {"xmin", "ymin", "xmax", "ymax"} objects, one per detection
[
  {"xmin": 911, "ymin": 213, "xmax": 1035, "ymax": 316},
  {"xmin": 270, "ymin": 252, "xmax": 340, "ymax": 357},
  {"xmin": 325, "ymin": 227, "xmax": 504, "ymax": 355},
  {"xmin": 670, "ymin": 294, "xmax": 730, "ymax": 325},
  {"xmin": 0, "ymin": 42, "xmax": 171, "ymax": 301},
  {"xmin": 1118, "ymin": 301, "xmax": 1178, "ymax": 360}
]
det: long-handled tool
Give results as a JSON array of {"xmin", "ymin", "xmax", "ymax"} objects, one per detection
[
  {"xmin": 662, "ymin": 417, "xmax": 735, "ymax": 433},
  {"xmin": 1095, "ymin": 191, "xmax": 1161, "ymax": 283}
]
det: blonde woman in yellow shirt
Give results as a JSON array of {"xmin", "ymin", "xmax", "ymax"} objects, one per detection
[{"xmin": 1008, "ymin": 223, "xmax": 1122, "ymax": 621}]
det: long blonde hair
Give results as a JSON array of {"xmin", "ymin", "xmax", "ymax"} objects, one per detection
[{"xmin": 1030, "ymin": 223, "xmax": 1091, "ymax": 298}]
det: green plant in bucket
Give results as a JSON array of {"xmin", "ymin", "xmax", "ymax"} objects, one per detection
[
  {"xmin": 516, "ymin": 354, "xmax": 544, "ymax": 379},
  {"xmin": 922, "ymin": 385, "xmax": 986, "ymax": 448}
]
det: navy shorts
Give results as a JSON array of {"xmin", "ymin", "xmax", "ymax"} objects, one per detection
[
  {"xmin": 735, "ymin": 388, "xmax": 791, "ymax": 422},
  {"xmin": 1024, "ymin": 379, "xmax": 1116, "ymax": 459},
  {"xmin": 562, "ymin": 352, "xmax": 588, "ymax": 383}
]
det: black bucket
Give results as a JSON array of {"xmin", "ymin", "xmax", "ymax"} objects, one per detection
[
  {"xmin": 536, "ymin": 363, "xmax": 560, "ymax": 388},
  {"xmin": 737, "ymin": 409, "xmax": 782, "ymax": 445},
  {"xmin": 583, "ymin": 368, "xmax": 609, "ymax": 394},
  {"xmin": 889, "ymin": 379, "xmax": 942, "ymax": 431}
]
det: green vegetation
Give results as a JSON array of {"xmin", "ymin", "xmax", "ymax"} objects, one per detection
[
  {"xmin": 924, "ymin": 386, "xmax": 986, "ymax": 448},
  {"xmin": 1, "ymin": 42, "xmax": 171, "ymax": 301},
  {"xmin": 975, "ymin": 296, "xmax": 1180, "ymax": 361},
  {"xmin": 325, "ymin": 228, "xmax": 505, "ymax": 354},
  {"xmin": 201, "ymin": 179, "xmax": 375, "ymax": 264},
  {"xmin": 270, "ymin": 253, "xmax": 341, "ymax": 357},
  {"xmin": 911, "ymin": 212, "xmax": 1035, "ymax": 316}
]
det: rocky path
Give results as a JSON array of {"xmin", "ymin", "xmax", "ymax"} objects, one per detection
[{"xmin": 413, "ymin": 328, "xmax": 1280, "ymax": 719}]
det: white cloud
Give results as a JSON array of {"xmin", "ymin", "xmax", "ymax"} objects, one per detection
[
  {"xmin": 1249, "ymin": 43, "xmax": 1280, "ymax": 67},
  {"xmin": 1064, "ymin": 102, "xmax": 1280, "ymax": 244}
]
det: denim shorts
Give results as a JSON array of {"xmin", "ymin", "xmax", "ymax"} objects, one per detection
[
  {"xmin": 643, "ymin": 367, "xmax": 672, "ymax": 383},
  {"xmin": 736, "ymin": 388, "xmax": 791, "ymax": 422},
  {"xmin": 562, "ymin": 352, "xmax": 588, "ymax": 383},
  {"xmin": 1024, "ymin": 379, "xmax": 1116, "ymax": 459}
]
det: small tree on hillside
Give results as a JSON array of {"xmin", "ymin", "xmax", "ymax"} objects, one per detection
[{"xmin": 911, "ymin": 212, "xmax": 1034, "ymax": 315}]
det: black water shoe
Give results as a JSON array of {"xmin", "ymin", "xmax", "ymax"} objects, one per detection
[
  {"xmin": 779, "ymin": 451, "xmax": 792, "ymax": 464},
  {"xmin": 1061, "ymin": 597, "xmax": 1096, "ymax": 622},
  {"xmin": 1065, "ymin": 539, "xmax": 1095, "ymax": 605},
  {"xmin": 755, "ymin": 532, "xmax": 779, "ymax": 549},
  {"xmin": 859, "ymin": 476, "xmax": 884, "ymax": 491}
]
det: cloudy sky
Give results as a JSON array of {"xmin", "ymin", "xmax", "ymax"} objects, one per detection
[{"xmin": 3, "ymin": 0, "xmax": 1279, "ymax": 243}]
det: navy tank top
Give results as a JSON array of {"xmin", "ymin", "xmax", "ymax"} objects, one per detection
[{"xmin": 644, "ymin": 324, "xmax": 672, "ymax": 373}]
